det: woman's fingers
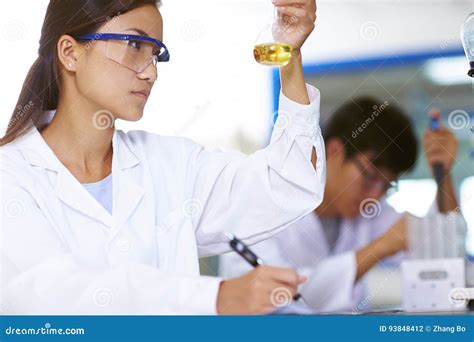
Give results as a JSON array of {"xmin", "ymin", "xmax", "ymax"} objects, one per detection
[
  {"xmin": 277, "ymin": 6, "xmax": 313, "ymax": 22},
  {"xmin": 216, "ymin": 266, "xmax": 306, "ymax": 315},
  {"xmin": 273, "ymin": 0, "xmax": 316, "ymax": 12},
  {"xmin": 259, "ymin": 265, "xmax": 307, "ymax": 286},
  {"xmin": 270, "ymin": 0, "xmax": 317, "ymax": 49}
]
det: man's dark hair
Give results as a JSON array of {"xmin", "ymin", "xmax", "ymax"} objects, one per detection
[{"xmin": 323, "ymin": 96, "xmax": 418, "ymax": 175}]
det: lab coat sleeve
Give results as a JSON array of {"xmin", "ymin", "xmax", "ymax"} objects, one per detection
[
  {"xmin": 0, "ymin": 176, "xmax": 222, "ymax": 315},
  {"xmin": 299, "ymin": 252, "xmax": 357, "ymax": 312},
  {"xmin": 189, "ymin": 84, "xmax": 326, "ymax": 257}
]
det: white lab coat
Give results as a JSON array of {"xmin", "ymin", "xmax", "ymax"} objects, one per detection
[
  {"xmin": 0, "ymin": 84, "xmax": 326, "ymax": 315},
  {"xmin": 220, "ymin": 200, "xmax": 404, "ymax": 312},
  {"xmin": 220, "ymin": 200, "xmax": 467, "ymax": 312}
]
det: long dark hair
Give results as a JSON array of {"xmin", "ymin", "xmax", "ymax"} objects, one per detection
[{"xmin": 1, "ymin": 0, "xmax": 160, "ymax": 146}]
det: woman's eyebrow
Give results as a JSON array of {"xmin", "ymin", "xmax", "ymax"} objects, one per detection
[{"xmin": 126, "ymin": 28, "xmax": 150, "ymax": 37}]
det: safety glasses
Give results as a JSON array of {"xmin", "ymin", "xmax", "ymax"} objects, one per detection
[{"xmin": 75, "ymin": 33, "xmax": 170, "ymax": 73}]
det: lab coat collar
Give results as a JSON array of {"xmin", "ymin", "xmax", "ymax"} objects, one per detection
[
  {"xmin": 110, "ymin": 130, "xmax": 145, "ymax": 237},
  {"xmin": 13, "ymin": 125, "xmax": 61, "ymax": 172},
  {"xmin": 14, "ymin": 123, "xmax": 144, "ymax": 230},
  {"xmin": 14, "ymin": 123, "xmax": 140, "ymax": 172}
]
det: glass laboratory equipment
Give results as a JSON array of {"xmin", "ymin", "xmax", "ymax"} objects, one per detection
[
  {"xmin": 461, "ymin": 12, "xmax": 474, "ymax": 77},
  {"xmin": 254, "ymin": 7, "xmax": 294, "ymax": 66}
]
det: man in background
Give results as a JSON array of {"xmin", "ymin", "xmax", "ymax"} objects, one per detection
[{"xmin": 220, "ymin": 96, "xmax": 463, "ymax": 312}]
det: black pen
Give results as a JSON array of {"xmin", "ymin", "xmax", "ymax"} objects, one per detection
[{"xmin": 225, "ymin": 232, "xmax": 302, "ymax": 301}]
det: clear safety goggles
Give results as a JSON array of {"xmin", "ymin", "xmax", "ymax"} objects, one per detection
[{"xmin": 75, "ymin": 33, "xmax": 170, "ymax": 73}]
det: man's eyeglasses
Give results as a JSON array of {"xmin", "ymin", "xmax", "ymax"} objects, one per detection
[
  {"xmin": 75, "ymin": 33, "xmax": 170, "ymax": 73},
  {"xmin": 352, "ymin": 157, "xmax": 398, "ymax": 193}
]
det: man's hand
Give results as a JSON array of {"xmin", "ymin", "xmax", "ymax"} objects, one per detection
[
  {"xmin": 377, "ymin": 215, "xmax": 408, "ymax": 256},
  {"xmin": 423, "ymin": 126, "xmax": 458, "ymax": 175},
  {"xmin": 355, "ymin": 216, "xmax": 408, "ymax": 281},
  {"xmin": 423, "ymin": 126, "xmax": 460, "ymax": 212},
  {"xmin": 216, "ymin": 265, "xmax": 307, "ymax": 315},
  {"xmin": 272, "ymin": 0, "xmax": 317, "ymax": 51}
]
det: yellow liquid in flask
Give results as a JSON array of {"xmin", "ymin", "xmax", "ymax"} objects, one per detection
[{"xmin": 253, "ymin": 43, "xmax": 292, "ymax": 66}]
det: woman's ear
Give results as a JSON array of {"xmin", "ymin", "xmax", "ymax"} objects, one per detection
[{"xmin": 57, "ymin": 35, "xmax": 81, "ymax": 72}]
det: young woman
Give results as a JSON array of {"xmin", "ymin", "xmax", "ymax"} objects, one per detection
[{"xmin": 0, "ymin": 0, "xmax": 325, "ymax": 314}]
